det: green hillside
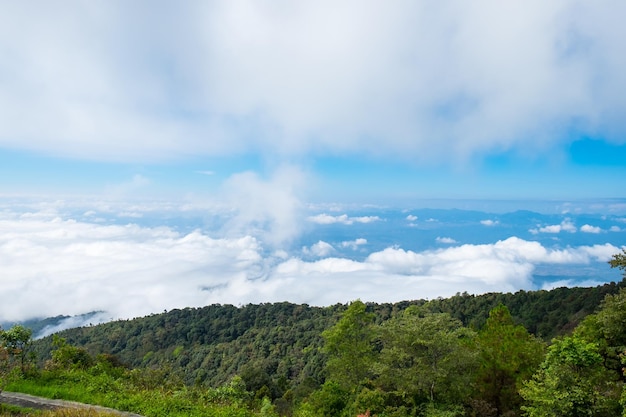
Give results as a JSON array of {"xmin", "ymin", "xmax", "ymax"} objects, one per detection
[{"xmin": 31, "ymin": 279, "xmax": 625, "ymax": 394}]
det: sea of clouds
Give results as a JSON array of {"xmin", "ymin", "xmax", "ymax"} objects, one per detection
[{"xmin": 1, "ymin": 196, "xmax": 623, "ymax": 332}]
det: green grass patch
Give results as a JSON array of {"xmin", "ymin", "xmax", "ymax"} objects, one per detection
[{"xmin": 4, "ymin": 369, "xmax": 265, "ymax": 417}]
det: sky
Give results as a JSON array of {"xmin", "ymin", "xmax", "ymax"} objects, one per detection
[{"xmin": 1, "ymin": 1, "xmax": 626, "ymax": 329}]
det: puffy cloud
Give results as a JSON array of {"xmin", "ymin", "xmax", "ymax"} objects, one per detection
[
  {"xmin": 610, "ymin": 226, "xmax": 621, "ymax": 232},
  {"xmin": 307, "ymin": 214, "xmax": 381, "ymax": 225},
  {"xmin": 1, "ymin": 2, "xmax": 625, "ymax": 163},
  {"xmin": 221, "ymin": 165, "xmax": 305, "ymax": 246},
  {"xmin": 406, "ymin": 215, "xmax": 418, "ymax": 221},
  {"xmin": 580, "ymin": 224, "xmax": 602, "ymax": 233},
  {"xmin": 0, "ymin": 213, "xmax": 263, "ymax": 322},
  {"xmin": 530, "ymin": 219, "xmax": 577, "ymax": 234},
  {"xmin": 302, "ymin": 241, "xmax": 334, "ymax": 257},
  {"xmin": 307, "ymin": 214, "xmax": 349, "ymax": 225}
]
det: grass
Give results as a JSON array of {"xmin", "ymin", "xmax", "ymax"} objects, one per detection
[{"xmin": 3, "ymin": 369, "xmax": 264, "ymax": 417}]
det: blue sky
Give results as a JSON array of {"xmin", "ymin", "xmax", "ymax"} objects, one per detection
[{"xmin": 1, "ymin": 1, "xmax": 625, "ymax": 326}]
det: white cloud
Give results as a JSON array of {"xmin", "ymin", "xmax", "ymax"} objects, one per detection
[
  {"xmin": 307, "ymin": 214, "xmax": 381, "ymax": 225},
  {"xmin": 530, "ymin": 219, "xmax": 577, "ymax": 234},
  {"xmin": 341, "ymin": 238, "xmax": 368, "ymax": 250},
  {"xmin": 610, "ymin": 225, "xmax": 621, "ymax": 232},
  {"xmin": 580, "ymin": 224, "xmax": 602, "ymax": 233},
  {"xmin": 436, "ymin": 237, "xmax": 458, "ymax": 244},
  {"xmin": 0, "ymin": 213, "xmax": 263, "ymax": 322},
  {"xmin": 302, "ymin": 241, "xmax": 335, "ymax": 257},
  {"xmin": 0, "ymin": 204, "xmax": 623, "ymax": 325},
  {"xmin": 406, "ymin": 215, "xmax": 418, "ymax": 221},
  {"xmin": 1, "ymin": 2, "xmax": 625, "ymax": 163},
  {"xmin": 353, "ymin": 216, "xmax": 381, "ymax": 224},
  {"xmin": 221, "ymin": 165, "xmax": 305, "ymax": 247},
  {"xmin": 307, "ymin": 214, "xmax": 350, "ymax": 225},
  {"xmin": 480, "ymin": 219, "xmax": 499, "ymax": 226}
]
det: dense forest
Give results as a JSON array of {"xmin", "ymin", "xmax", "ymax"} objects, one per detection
[{"xmin": 2, "ymin": 249, "xmax": 626, "ymax": 416}]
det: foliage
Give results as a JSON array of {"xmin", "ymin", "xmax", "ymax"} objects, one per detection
[
  {"xmin": 47, "ymin": 336, "xmax": 94, "ymax": 371},
  {"xmin": 520, "ymin": 336, "xmax": 621, "ymax": 416},
  {"xmin": 473, "ymin": 304, "xmax": 545, "ymax": 416},
  {"xmin": 322, "ymin": 300, "xmax": 375, "ymax": 390},
  {"xmin": 1, "ymin": 326, "xmax": 33, "ymax": 374},
  {"xmin": 311, "ymin": 306, "xmax": 479, "ymax": 416},
  {"xmin": 575, "ymin": 288, "xmax": 626, "ymax": 379},
  {"xmin": 609, "ymin": 248, "xmax": 626, "ymax": 274},
  {"xmin": 376, "ymin": 308, "xmax": 478, "ymax": 406}
]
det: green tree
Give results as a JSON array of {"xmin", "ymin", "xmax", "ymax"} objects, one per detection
[
  {"xmin": 301, "ymin": 380, "xmax": 349, "ymax": 417},
  {"xmin": 375, "ymin": 307, "xmax": 478, "ymax": 409},
  {"xmin": 520, "ymin": 336, "xmax": 621, "ymax": 417},
  {"xmin": 0, "ymin": 325, "xmax": 33, "ymax": 373},
  {"xmin": 322, "ymin": 300, "xmax": 376, "ymax": 390},
  {"xmin": 575, "ymin": 249, "xmax": 626, "ymax": 378},
  {"xmin": 474, "ymin": 304, "xmax": 545, "ymax": 416},
  {"xmin": 575, "ymin": 288, "xmax": 626, "ymax": 378},
  {"xmin": 609, "ymin": 248, "xmax": 626, "ymax": 273},
  {"xmin": 48, "ymin": 335, "xmax": 94, "ymax": 370}
]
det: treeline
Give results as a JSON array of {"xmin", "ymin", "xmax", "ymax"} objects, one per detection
[{"xmin": 33, "ymin": 279, "xmax": 624, "ymax": 386}]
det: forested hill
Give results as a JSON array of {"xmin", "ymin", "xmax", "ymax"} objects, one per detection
[{"xmin": 32, "ymin": 279, "xmax": 625, "ymax": 392}]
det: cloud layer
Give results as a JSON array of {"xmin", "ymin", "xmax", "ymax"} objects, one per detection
[
  {"xmin": 0, "ymin": 206, "xmax": 620, "ymax": 324},
  {"xmin": 1, "ymin": 1, "xmax": 625, "ymax": 163}
]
